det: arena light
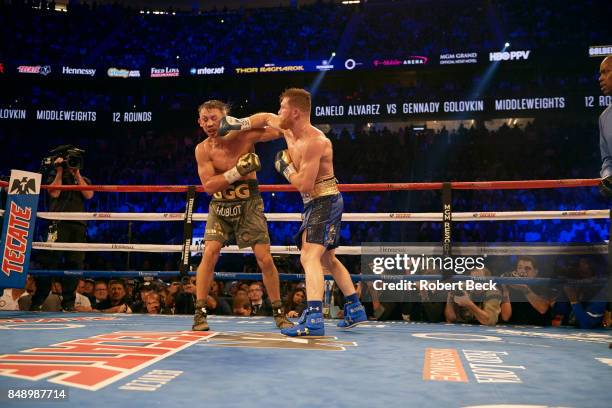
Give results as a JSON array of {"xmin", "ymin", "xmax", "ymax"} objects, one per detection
[
  {"xmin": 468, "ymin": 43, "xmax": 507, "ymax": 103},
  {"xmin": 342, "ymin": 0, "xmax": 361, "ymax": 4},
  {"xmin": 309, "ymin": 51, "xmax": 337, "ymax": 97}
]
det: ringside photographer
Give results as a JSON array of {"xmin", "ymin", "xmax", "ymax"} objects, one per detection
[{"xmin": 31, "ymin": 145, "xmax": 93, "ymax": 311}]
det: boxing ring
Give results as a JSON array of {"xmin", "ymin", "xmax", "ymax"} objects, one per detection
[{"xmin": 1, "ymin": 178, "xmax": 611, "ymax": 408}]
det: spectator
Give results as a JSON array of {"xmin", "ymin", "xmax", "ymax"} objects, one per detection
[
  {"xmin": 284, "ymin": 287, "xmax": 306, "ymax": 318},
  {"xmin": 207, "ymin": 280, "xmax": 231, "ymax": 316},
  {"xmin": 500, "ymin": 256, "xmax": 552, "ymax": 326},
  {"xmin": 92, "ymin": 280, "xmax": 110, "ymax": 310},
  {"xmin": 83, "ymin": 278, "xmax": 96, "ymax": 303},
  {"xmin": 131, "ymin": 281, "xmax": 156, "ymax": 313},
  {"xmin": 248, "ymin": 282, "xmax": 271, "ymax": 316},
  {"xmin": 233, "ymin": 293, "xmax": 252, "ymax": 316},
  {"xmin": 74, "ymin": 278, "xmax": 93, "ymax": 312},
  {"xmin": 43, "ymin": 146, "xmax": 94, "ymax": 310},
  {"xmin": 41, "ymin": 280, "xmax": 64, "ymax": 312},
  {"xmin": 101, "ymin": 280, "xmax": 132, "ymax": 313},
  {"xmin": 551, "ymin": 258, "xmax": 607, "ymax": 329},
  {"xmin": 145, "ymin": 292, "xmax": 163, "ymax": 315},
  {"xmin": 0, "ymin": 287, "xmax": 29, "ymax": 311},
  {"xmin": 445, "ymin": 267, "xmax": 501, "ymax": 326},
  {"xmin": 175, "ymin": 276, "xmax": 196, "ymax": 314}
]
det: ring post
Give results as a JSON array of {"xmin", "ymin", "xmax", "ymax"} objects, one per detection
[
  {"xmin": 179, "ymin": 186, "xmax": 196, "ymax": 277},
  {"xmin": 0, "ymin": 170, "xmax": 42, "ymax": 288}
]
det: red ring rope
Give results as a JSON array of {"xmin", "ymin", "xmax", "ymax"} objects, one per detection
[{"xmin": 0, "ymin": 178, "xmax": 599, "ymax": 192}]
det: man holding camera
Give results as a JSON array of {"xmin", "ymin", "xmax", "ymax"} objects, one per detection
[{"xmin": 32, "ymin": 149, "xmax": 93, "ymax": 310}]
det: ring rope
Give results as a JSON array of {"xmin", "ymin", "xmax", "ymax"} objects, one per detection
[
  {"xmin": 0, "ymin": 178, "xmax": 599, "ymax": 192},
  {"xmin": 1, "ymin": 210, "xmax": 606, "ymax": 222},
  {"xmin": 24, "ymin": 270, "xmax": 608, "ymax": 288},
  {"xmin": 31, "ymin": 242, "xmax": 607, "ymax": 256}
]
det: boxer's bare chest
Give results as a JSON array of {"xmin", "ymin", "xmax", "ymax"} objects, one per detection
[
  {"xmin": 207, "ymin": 138, "xmax": 253, "ymax": 173},
  {"xmin": 286, "ymin": 137, "xmax": 307, "ymax": 170}
]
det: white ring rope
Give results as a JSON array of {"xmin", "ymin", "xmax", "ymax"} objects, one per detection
[
  {"xmin": 32, "ymin": 242, "xmax": 607, "ymax": 256},
  {"xmin": 2, "ymin": 209, "xmax": 606, "ymax": 222}
]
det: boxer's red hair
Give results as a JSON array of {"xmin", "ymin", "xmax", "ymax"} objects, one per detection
[{"xmin": 280, "ymin": 88, "xmax": 311, "ymax": 113}]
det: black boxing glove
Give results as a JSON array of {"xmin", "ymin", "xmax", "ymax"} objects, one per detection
[
  {"xmin": 274, "ymin": 150, "xmax": 296, "ymax": 181},
  {"xmin": 218, "ymin": 116, "xmax": 252, "ymax": 137},
  {"xmin": 599, "ymin": 175, "xmax": 612, "ymax": 198}
]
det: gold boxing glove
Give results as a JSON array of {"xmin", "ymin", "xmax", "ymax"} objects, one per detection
[{"xmin": 223, "ymin": 152, "xmax": 261, "ymax": 184}]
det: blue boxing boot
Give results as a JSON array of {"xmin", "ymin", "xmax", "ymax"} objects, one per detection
[
  {"xmin": 337, "ymin": 295, "xmax": 367, "ymax": 329},
  {"xmin": 281, "ymin": 302, "xmax": 325, "ymax": 337}
]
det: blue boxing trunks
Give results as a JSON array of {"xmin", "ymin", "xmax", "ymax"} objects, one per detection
[{"xmin": 294, "ymin": 176, "xmax": 342, "ymax": 249}]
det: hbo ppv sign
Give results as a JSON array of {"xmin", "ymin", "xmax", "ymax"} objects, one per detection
[{"xmin": 489, "ymin": 50, "xmax": 531, "ymax": 61}]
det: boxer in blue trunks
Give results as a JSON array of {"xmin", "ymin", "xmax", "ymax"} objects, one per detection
[{"xmin": 219, "ymin": 88, "xmax": 367, "ymax": 336}]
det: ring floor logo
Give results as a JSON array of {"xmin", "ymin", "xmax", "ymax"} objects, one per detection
[
  {"xmin": 0, "ymin": 331, "xmax": 212, "ymax": 391},
  {"xmin": 422, "ymin": 347, "xmax": 525, "ymax": 384}
]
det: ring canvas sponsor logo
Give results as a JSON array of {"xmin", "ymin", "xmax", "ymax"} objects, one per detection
[
  {"xmin": 422, "ymin": 348, "xmax": 468, "ymax": 382},
  {"xmin": 0, "ymin": 331, "xmax": 354, "ymax": 390},
  {"xmin": 0, "ymin": 331, "xmax": 212, "ymax": 390},
  {"xmin": 422, "ymin": 348, "xmax": 524, "ymax": 383},
  {"xmin": 199, "ymin": 331, "xmax": 356, "ymax": 351}
]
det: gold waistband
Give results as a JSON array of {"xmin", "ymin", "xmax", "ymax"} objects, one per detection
[{"xmin": 301, "ymin": 176, "xmax": 339, "ymax": 203}]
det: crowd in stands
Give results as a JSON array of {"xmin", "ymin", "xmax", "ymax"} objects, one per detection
[
  {"xmin": 1, "ymin": 0, "xmax": 608, "ymax": 67},
  {"xmin": 2, "ymin": 252, "xmax": 608, "ymax": 329}
]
